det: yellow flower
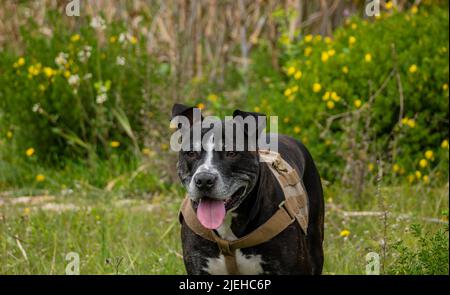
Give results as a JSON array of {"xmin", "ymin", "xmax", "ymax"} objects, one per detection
[
  {"xmin": 253, "ymin": 106, "xmax": 260, "ymax": 112},
  {"xmin": 64, "ymin": 70, "xmax": 71, "ymax": 79},
  {"xmin": 327, "ymin": 49, "xmax": 336, "ymax": 57},
  {"xmin": 321, "ymin": 52, "xmax": 329, "ymax": 62},
  {"xmin": 351, "ymin": 23, "xmax": 358, "ymax": 30},
  {"xmin": 110, "ymin": 141, "xmax": 120, "ymax": 148},
  {"xmin": 441, "ymin": 139, "xmax": 449, "ymax": 149},
  {"xmin": 287, "ymin": 95, "xmax": 295, "ymax": 102},
  {"xmin": 109, "ymin": 36, "xmax": 117, "ymax": 43},
  {"xmin": 314, "ymin": 35, "xmax": 322, "ymax": 42},
  {"xmin": 304, "ymin": 34, "xmax": 313, "ymax": 43},
  {"xmin": 70, "ymin": 34, "xmax": 81, "ymax": 42},
  {"xmin": 322, "ymin": 92, "xmax": 330, "ymax": 101},
  {"xmin": 142, "ymin": 148, "xmax": 156, "ymax": 157},
  {"xmin": 348, "ymin": 36, "xmax": 356, "ymax": 45},
  {"xmin": 287, "ymin": 66, "xmax": 296, "ymax": 76},
  {"xmin": 294, "ymin": 70, "xmax": 302, "ymax": 80},
  {"xmin": 424, "ymin": 150, "xmax": 434, "ymax": 160},
  {"xmin": 385, "ymin": 1, "xmax": 393, "ymax": 10},
  {"xmin": 43, "ymin": 67, "xmax": 56, "ymax": 78},
  {"xmin": 304, "ymin": 46, "xmax": 312, "ymax": 56},
  {"xmin": 325, "ymin": 140, "xmax": 331, "ymax": 146},
  {"xmin": 354, "ymin": 99, "xmax": 362, "ymax": 108},
  {"xmin": 340, "ymin": 229, "xmax": 350, "ymax": 238},
  {"xmin": 411, "ymin": 5, "xmax": 418, "ymax": 14},
  {"xmin": 331, "ymin": 92, "xmax": 340, "ymax": 102},
  {"xmin": 6, "ymin": 131, "xmax": 13, "ymax": 139},
  {"xmin": 342, "ymin": 66, "xmax": 349, "ymax": 74},
  {"xmin": 407, "ymin": 174, "xmax": 415, "ymax": 183},
  {"xmin": 326, "ymin": 101, "xmax": 335, "ymax": 110},
  {"xmin": 422, "ymin": 175, "xmax": 430, "ymax": 184},
  {"xmin": 28, "ymin": 64, "xmax": 41, "ymax": 76},
  {"xmin": 368, "ymin": 163, "xmax": 374, "ymax": 172},
  {"xmin": 407, "ymin": 119, "xmax": 416, "ymax": 128},
  {"xmin": 415, "ymin": 170, "xmax": 422, "ymax": 179},
  {"xmin": 324, "ymin": 37, "xmax": 332, "ymax": 44},
  {"xmin": 26, "ymin": 147, "xmax": 35, "ymax": 157},
  {"xmin": 284, "ymin": 88, "xmax": 292, "ymax": 97},
  {"xmin": 392, "ymin": 164, "xmax": 400, "ymax": 173},
  {"xmin": 443, "ymin": 83, "xmax": 448, "ymax": 91},
  {"xmin": 129, "ymin": 36, "xmax": 138, "ymax": 44},
  {"xmin": 419, "ymin": 159, "xmax": 428, "ymax": 168},
  {"xmin": 409, "ymin": 64, "xmax": 418, "ymax": 73},
  {"xmin": 313, "ymin": 83, "xmax": 322, "ymax": 93},
  {"xmin": 292, "ymin": 85, "xmax": 299, "ymax": 93},
  {"xmin": 283, "ymin": 117, "xmax": 290, "ymax": 124},
  {"xmin": 197, "ymin": 103, "xmax": 205, "ymax": 110},
  {"xmin": 294, "ymin": 126, "xmax": 301, "ymax": 134},
  {"xmin": 365, "ymin": 53, "xmax": 372, "ymax": 63},
  {"xmin": 36, "ymin": 174, "xmax": 45, "ymax": 182},
  {"xmin": 23, "ymin": 207, "xmax": 31, "ymax": 215},
  {"xmin": 207, "ymin": 93, "xmax": 219, "ymax": 102},
  {"xmin": 14, "ymin": 57, "xmax": 26, "ymax": 68},
  {"xmin": 38, "ymin": 84, "xmax": 46, "ymax": 92}
]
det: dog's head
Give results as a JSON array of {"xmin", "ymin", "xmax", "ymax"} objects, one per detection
[{"xmin": 171, "ymin": 104, "xmax": 265, "ymax": 229}]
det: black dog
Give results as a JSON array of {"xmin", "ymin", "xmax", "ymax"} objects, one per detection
[{"xmin": 172, "ymin": 104, "xmax": 324, "ymax": 275}]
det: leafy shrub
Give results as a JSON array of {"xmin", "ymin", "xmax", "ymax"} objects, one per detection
[
  {"xmin": 388, "ymin": 223, "xmax": 449, "ymax": 275},
  {"xmin": 0, "ymin": 14, "xmax": 170, "ymax": 163},
  {"xmin": 243, "ymin": 4, "xmax": 449, "ymax": 184}
]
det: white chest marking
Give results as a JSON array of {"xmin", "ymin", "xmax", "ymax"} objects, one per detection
[{"xmin": 203, "ymin": 212, "xmax": 264, "ymax": 275}]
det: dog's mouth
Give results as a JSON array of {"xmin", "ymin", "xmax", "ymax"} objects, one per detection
[
  {"xmin": 193, "ymin": 185, "xmax": 247, "ymax": 230},
  {"xmin": 224, "ymin": 185, "xmax": 247, "ymax": 210}
]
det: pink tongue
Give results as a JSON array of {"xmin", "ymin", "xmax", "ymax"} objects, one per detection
[{"xmin": 197, "ymin": 198, "xmax": 226, "ymax": 229}]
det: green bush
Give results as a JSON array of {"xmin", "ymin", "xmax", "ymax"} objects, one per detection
[
  {"xmin": 0, "ymin": 14, "xmax": 170, "ymax": 163},
  {"xmin": 388, "ymin": 223, "xmax": 449, "ymax": 275},
  {"xmin": 243, "ymin": 4, "xmax": 449, "ymax": 184}
]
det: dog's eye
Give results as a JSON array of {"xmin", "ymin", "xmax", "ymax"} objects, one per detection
[{"xmin": 226, "ymin": 151, "xmax": 238, "ymax": 158}]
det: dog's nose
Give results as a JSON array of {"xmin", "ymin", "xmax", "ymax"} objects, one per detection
[{"xmin": 194, "ymin": 172, "xmax": 217, "ymax": 191}]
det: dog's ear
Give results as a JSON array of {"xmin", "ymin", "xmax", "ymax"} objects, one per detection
[
  {"xmin": 171, "ymin": 103, "xmax": 202, "ymax": 127},
  {"xmin": 232, "ymin": 109, "xmax": 266, "ymax": 139}
]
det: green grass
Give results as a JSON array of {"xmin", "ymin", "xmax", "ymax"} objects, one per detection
[{"xmin": 0, "ymin": 180, "xmax": 447, "ymax": 274}]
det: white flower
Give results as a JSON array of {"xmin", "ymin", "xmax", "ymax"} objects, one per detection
[
  {"xmin": 90, "ymin": 16, "xmax": 106, "ymax": 30},
  {"xmin": 78, "ymin": 46, "xmax": 92, "ymax": 63},
  {"xmin": 32, "ymin": 103, "xmax": 41, "ymax": 113},
  {"xmin": 116, "ymin": 56, "xmax": 126, "ymax": 66},
  {"xmin": 68, "ymin": 74, "xmax": 80, "ymax": 86},
  {"xmin": 83, "ymin": 73, "xmax": 93, "ymax": 80},
  {"xmin": 55, "ymin": 52, "xmax": 68, "ymax": 68},
  {"xmin": 96, "ymin": 93, "xmax": 108, "ymax": 104},
  {"xmin": 118, "ymin": 33, "xmax": 126, "ymax": 43}
]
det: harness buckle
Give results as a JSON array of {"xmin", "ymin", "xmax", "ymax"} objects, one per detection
[{"xmin": 278, "ymin": 200, "xmax": 296, "ymax": 222}]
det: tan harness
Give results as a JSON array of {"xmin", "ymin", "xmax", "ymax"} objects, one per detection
[{"xmin": 179, "ymin": 150, "xmax": 309, "ymax": 274}]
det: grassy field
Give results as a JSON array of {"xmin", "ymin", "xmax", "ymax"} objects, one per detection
[{"xmin": 1, "ymin": 179, "xmax": 447, "ymax": 275}]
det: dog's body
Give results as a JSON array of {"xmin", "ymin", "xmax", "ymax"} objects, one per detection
[{"xmin": 173, "ymin": 105, "xmax": 324, "ymax": 275}]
